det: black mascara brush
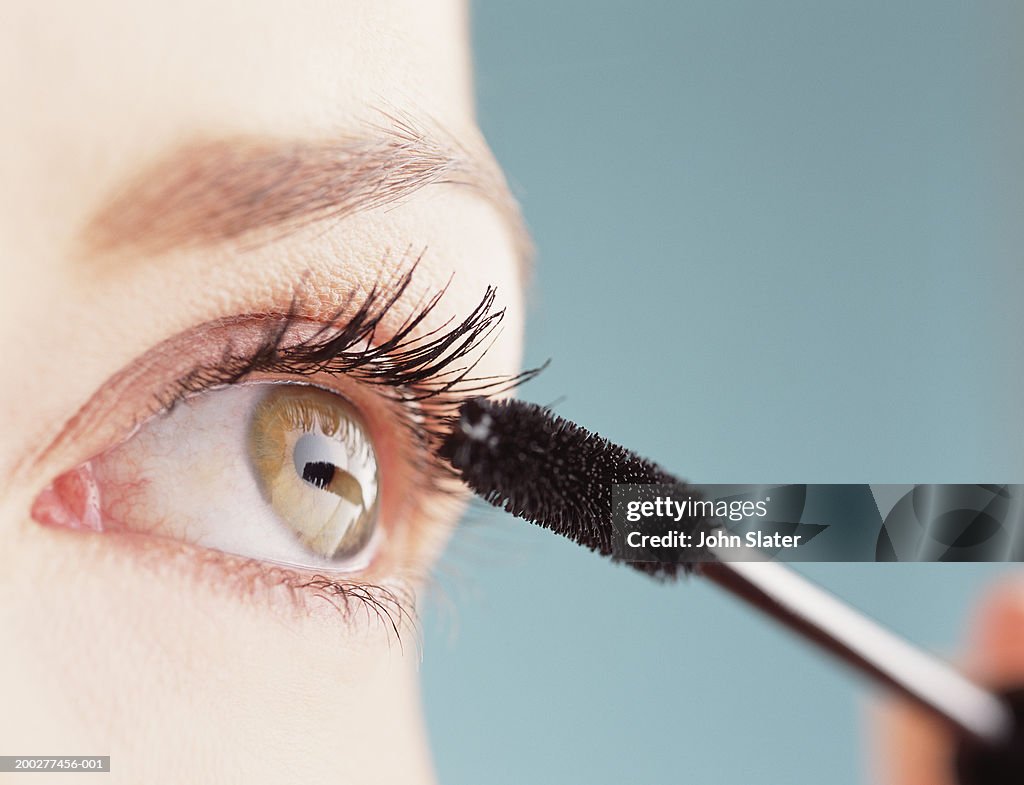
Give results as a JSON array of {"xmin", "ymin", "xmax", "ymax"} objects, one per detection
[{"xmin": 440, "ymin": 397, "xmax": 1024, "ymax": 785}]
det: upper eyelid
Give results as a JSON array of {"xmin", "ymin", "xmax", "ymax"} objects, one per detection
[{"xmin": 16, "ymin": 264, "xmax": 539, "ymax": 495}]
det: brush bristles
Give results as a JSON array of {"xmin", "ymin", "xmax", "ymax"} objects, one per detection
[{"xmin": 440, "ymin": 398, "xmax": 705, "ymax": 577}]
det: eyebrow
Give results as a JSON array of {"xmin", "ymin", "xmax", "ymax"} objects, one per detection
[{"xmin": 85, "ymin": 112, "xmax": 531, "ymax": 263}]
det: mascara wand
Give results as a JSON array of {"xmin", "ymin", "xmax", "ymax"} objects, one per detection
[{"xmin": 440, "ymin": 397, "xmax": 1024, "ymax": 784}]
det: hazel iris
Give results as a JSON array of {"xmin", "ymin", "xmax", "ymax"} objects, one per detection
[{"xmin": 247, "ymin": 385, "xmax": 379, "ymax": 562}]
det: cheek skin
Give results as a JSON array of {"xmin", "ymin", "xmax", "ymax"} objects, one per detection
[{"xmin": 1, "ymin": 520, "xmax": 436, "ymax": 784}]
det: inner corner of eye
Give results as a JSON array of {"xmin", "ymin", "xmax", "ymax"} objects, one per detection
[{"xmin": 32, "ymin": 381, "xmax": 383, "ymax": 574}]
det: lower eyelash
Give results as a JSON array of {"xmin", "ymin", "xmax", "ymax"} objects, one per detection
[
  {"xmin": 107, "ymin": 530, "xmax": 418, "ymax": 641},
  {"xmin": 296, "ymin": 577, "xmax": 416, "ymax": 644}
]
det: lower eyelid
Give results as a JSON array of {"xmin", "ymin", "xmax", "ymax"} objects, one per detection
[{"xmin": 84, "ymin": 528, "xmax": 417, "ymax": 634}]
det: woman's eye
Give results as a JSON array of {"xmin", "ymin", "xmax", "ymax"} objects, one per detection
[{"xmin": 36, "ymin": 382, "xmax": 384, "ymax": 572}]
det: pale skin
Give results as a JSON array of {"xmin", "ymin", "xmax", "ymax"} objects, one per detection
[
  {"xmin": 1, "ymin": 2, "xmax": 522, "ymax": 784},
  {"xmin": 0, "ymin": 2, "xmax": 1011, "ymax": 783}
]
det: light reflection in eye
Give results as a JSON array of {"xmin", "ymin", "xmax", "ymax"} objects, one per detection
[{"xmin": 36, "ymin": 382, "xmax": 383, "ymax": 573}]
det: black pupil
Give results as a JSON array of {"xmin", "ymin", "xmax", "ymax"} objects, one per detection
[{"xmin": 302, "ymin": 461, "xmax": 336, "ymax": 490}]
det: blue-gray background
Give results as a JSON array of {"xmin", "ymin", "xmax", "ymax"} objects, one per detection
[{"xmin": 422, "ymin": 3, "xmax": 1024, "ymax": 783}]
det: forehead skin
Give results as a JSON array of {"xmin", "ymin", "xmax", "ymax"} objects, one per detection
[{"xmin": 0, "ymin": 2, "xmax": 523, "ymax": 784}]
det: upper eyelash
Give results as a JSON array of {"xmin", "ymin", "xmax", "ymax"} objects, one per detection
[{"xmin": 158, "ymin": 254, "xmax": 545, "ymax": 483}]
